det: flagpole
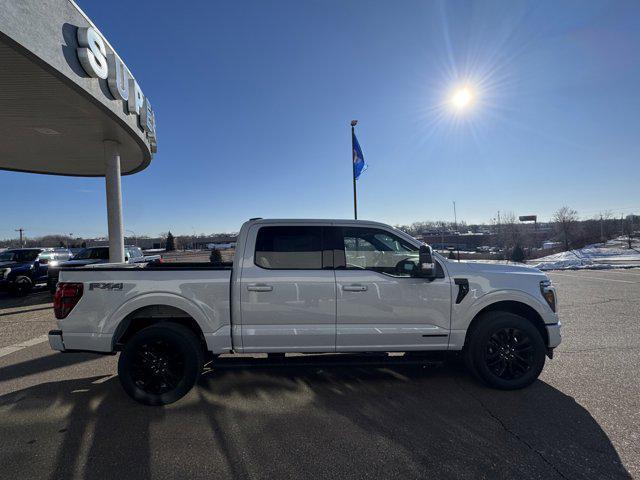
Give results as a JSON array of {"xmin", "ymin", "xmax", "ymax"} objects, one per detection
[{"xmin": 351, "ymin": 120, "xmax": 358, "ymax": 220}]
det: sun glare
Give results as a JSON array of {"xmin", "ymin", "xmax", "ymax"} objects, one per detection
[{"xmin": 450, "ymin": 86, "xmax": 474, "ymax": 111}]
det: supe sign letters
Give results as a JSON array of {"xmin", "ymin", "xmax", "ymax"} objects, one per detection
[{"xmin": 76, "ymin": 27, "xmax": 157, "ymax": 152}]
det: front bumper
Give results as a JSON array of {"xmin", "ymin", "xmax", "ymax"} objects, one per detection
[
  {"xmin": 546, "ymin": 322, "xmax": 562, "ymax": 348},
  {"xmin": 48, "ymin": 329, "xmax": 65, "ymax": 351}
]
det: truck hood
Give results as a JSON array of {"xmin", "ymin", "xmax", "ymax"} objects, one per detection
[{"xmin": 448, "ymin": 261, "xmax": 548, "ymax": 279}]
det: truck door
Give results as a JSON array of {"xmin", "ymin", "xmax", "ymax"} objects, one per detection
[
  {"xmin": 239, "ymin": 224, "xmax": 336, "ymax": 352},
  {"xmin": 332, "ymin": 226, "xmax": 451, "ymax": 351}
]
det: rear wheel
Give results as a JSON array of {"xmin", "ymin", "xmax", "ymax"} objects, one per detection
[
  {"xmin": 9, "ymin": 276, "xmax": 33, "ymax": 296},
  {"xmin": 465, "ymin": 312, "xmax": 546, "ymax": 390},
  {"xmin": 118, "ymin": 323, "xmax": 204, "ymax": 405}
]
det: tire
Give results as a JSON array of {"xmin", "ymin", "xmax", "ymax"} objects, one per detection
[
  {"xmin": 118, "ymin": 323, "xmax": 204, "ymax": 406},
  {"xmin": 8, "ymin": 276, "xmax": 33, "ymax": 297},
  {"xmin": 464, "ymin": 312, "xmax": 546, "ymax": 390}
]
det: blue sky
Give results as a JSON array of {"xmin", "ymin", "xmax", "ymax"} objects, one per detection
[{"xmin": 2, "ymin": 0, "xmax": 639, "ymax": 238}]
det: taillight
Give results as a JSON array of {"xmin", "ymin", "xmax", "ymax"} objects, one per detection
[{"xmin": 54, "ymin": 282, "xmax": 84, "ymax": 319}]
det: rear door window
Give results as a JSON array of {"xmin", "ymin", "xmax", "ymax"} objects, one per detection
[{"xmin": 254, "ymin": 226, "xmax": 324, "ymax": 269}]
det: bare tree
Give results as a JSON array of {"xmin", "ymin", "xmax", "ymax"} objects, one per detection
[{"xmin": 553, "ymin": 206, "xmax": 579, "ymax": 250}]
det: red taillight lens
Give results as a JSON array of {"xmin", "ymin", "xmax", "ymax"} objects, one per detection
[{"xmin": 54, "ymin": 282, "xmax": 84, "ymax": 319}]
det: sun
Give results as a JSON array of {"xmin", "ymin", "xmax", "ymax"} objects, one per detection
[{"xmin": 450, "ymin": 86, "xmax": 474, "ymax": 111}]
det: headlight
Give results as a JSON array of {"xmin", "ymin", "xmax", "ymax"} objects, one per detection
[
  {"xmin": 49, "ymin": 260, "xmax": 59, "ymax": 267},
  {"xmin": 540, "ymin": 279, "xmax": 556, "ymax": 312},
  {"xmin": 0, "ymin": 268, "xmax": 10, "ymax": 280}
]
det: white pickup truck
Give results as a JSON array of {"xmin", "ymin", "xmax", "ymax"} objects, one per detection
[{"xmin": 49, "ymin": 218, "xmax": 561, "ymax": 405}]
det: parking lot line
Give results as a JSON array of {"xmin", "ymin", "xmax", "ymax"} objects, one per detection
[
  {"xmin": 550, "ymin": 272, "xmax": 639, "ymax": 284},
  {"xmin": 0, "ymin": 335, "xmax": 48, "ymax": 358}
]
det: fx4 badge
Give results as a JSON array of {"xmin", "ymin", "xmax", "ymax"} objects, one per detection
[{"xmin": 89, "ymin": 282, "xmax": 123, "ymax": 291}]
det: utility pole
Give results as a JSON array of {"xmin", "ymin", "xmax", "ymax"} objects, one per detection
[
  {"xmin": 600, "ymin": 215, "xmax": 604, "ymax": 244},
  {"xmin": 15, "ymin": 228, "xmax": 25, "ymax": 247},
  {"xmin": 453, "ymin": 201, "xmax": 460, "ymax": 262}
]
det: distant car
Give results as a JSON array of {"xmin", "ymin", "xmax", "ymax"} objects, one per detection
[
  {"xmin": 47, "ymin": 245, "xmax": 161, "ymax": 293},
  {"xmin": 38, "ymin": 248, "xmax": 73, "ymax": 265},
  {"xmin": 0, "ymin": 248, "xmax": 49, "ymax": 296}
]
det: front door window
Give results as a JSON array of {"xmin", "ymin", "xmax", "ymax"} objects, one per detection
[{"xmin": 342, "ymin": 227, "xmax": 418, "ymax": 276}]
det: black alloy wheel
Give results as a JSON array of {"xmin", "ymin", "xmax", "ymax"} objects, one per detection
[
  {"xmin": 465, "ymin": 311, "xmax": 546, "ymax": 390},
  {"xmin": 118, "ymin": 323, "xmax": 204, "ymax": 405},
  {"xmin": 130, "ymin": 338, "xmax": 185, "ymax": 396},
  {"xmin": 484, "ymin": 327, "xmax": 534, "ymax": 380}
]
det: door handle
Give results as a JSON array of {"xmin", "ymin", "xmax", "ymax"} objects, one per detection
[
  {"xmin": 247, "ymin": 284, "xmax": 273, "ymax": 292},
  {"xmin": 342, "ymin": 284, "xmax": 367, "ymax": 292}
]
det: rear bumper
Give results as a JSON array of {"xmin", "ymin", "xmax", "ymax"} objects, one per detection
[
  {"xmin": 48, "ymin": 329, "xmax": 116, "ymax": 354},
  {"xmin": 48, "ymin": 329, "xmax": 65, "ymax": 351},
  {"xmin": 546, "ymin": 322, "xmax": 562, "ymax": 348}
]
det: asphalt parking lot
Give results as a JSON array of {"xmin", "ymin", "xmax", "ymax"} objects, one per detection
[{"xmin": 0, "ymin": 270, "xmax": 638, "ymax": 479}]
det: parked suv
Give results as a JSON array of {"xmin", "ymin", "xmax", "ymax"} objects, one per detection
[{"xmin": 0, "ymin": 248, "xmax": 48, "ymax": 296}]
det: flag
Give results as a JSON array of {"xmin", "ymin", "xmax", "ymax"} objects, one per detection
[{"xmin": 352, "ymin": 132, "xmax": 367, "ymax": 180}]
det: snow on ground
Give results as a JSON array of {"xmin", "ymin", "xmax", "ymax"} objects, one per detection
[{"xmin": 531, "ymin": 237, "xmax": 640, "ymax": 271}]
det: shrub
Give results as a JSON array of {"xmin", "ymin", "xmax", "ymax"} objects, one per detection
[
  {"xmin": 511, "ymin": 245, "xmax": 525, "ymax": 263},
  {"xmin": 209, "ymin": 249, "xmax": 222, "ymax": 264}
]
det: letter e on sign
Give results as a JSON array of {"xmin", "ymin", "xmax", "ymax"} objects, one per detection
[{"xmin": 77, "ymin": 27, "xmax": 108, "ymax": 79}]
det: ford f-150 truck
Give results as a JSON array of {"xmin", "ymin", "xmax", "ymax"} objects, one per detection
[{"xmin": 48, "ymin": 219, "xmax": 561, "ymax": 405}]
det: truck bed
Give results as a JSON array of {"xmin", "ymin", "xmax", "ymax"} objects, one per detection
[{"xmin": 57, "ymin": 265, "xmax": 233, "ymax": 353}]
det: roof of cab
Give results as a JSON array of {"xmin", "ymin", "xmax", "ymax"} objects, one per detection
[{"xmin": 246, "ymin": 218, "xmax": 394, "ymax": 228}]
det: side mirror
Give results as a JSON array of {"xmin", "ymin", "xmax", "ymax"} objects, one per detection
[{"xmin": 418, "ymin": 245, "xmax": 437, "ymax": 279}]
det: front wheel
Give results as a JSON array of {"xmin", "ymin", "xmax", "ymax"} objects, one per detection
[
  {"xmin": 8, "ymin": 276, "xmax": 33, "ymax": 296},
  {"xmin": 465, "ymin": 312, "xmax": 546, "ymax": 390},
  {"xmin": 118, "ymin": 323, "xmax": 204, "ymax": 405}
]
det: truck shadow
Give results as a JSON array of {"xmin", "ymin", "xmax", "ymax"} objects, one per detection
[
  {"xmin": 0, "ymin": 359, "xmax": 631, "ymax": 480},
  {"xmin": 0, "ymin": 289, "xmax": 52, "ymax": 309}
]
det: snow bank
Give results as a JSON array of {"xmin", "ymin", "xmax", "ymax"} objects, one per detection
[{"xmin": 531, "ymin": 240, "xmax": 640, "ymax": 271}]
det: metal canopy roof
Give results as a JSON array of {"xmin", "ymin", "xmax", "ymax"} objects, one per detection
[
  {"xmin": 0, "ymin": 0, "xmax": 153, "ymax": 177},
  {"xmin": 0, "ymin": 41, "xmax": 149, "ymax": 176}
]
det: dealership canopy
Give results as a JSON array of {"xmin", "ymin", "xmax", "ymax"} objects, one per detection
[{"xmin": 0, "ymin": 0, "xmax": 157, "ymax": 262}]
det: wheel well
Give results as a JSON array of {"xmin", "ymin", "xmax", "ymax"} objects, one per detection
[
  {"xmin": 464, "ymin": 300, "xmax": 549, "ymax": 348},
  {"xmin": 113, "ymin": 305, "xmax": 207, "ymax": 351}
]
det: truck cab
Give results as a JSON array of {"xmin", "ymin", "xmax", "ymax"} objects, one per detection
[{"xmin": 49, "ymin": 218, "xmax": 561, "ymax": 405}]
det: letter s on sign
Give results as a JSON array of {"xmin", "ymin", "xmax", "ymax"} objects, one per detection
[{"xmin": 77, "ymin": 27, "xmax": 108, "ymax": 79}]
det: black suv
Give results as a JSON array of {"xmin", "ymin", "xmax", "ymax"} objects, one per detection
[{"xmin": 0, "ymin": 248, "xmax": 48, "ymax": 296}]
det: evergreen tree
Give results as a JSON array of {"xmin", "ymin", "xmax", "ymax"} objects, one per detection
[
  {"xmin": 209, "ymin": 248, "xmax": 222, "ymax": 264},
  {"xmin": 511, "ymin": 245, "xmax": 525, "ymax": 263},
  {"xmin": 166, "ymin": 231, "xmax": 176, "ymax": 251}
]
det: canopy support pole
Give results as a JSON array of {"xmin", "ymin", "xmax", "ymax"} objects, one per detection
[{"xmin": 104, "ymin": 140, "xmax": 125, "ymax": 263}]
